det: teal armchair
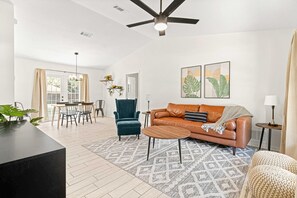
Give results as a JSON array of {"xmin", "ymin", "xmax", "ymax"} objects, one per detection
[{"xmin": 114, "ymin": 99, "xmax": 141, "ymax": 141}]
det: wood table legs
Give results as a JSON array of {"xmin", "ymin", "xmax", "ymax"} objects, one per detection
[
  {"xmin": 258, "ymin": 128, "xmax": 265, "ymax": 150},
  {"xmin": 268, "ymin": 129, "xmax": 271, "ymax": 151},
  {"xmin": 143, "ymin": 114, "xmax": 149, "ymax": 128},
  {"xmin": 258, "ymin": 128, "xmax": 272, "ymax": 151},
  {"xmin": 178, "ymin": 139, "xmax": 182, "ymax": 164},
  {"xmin": 146, "ymin": 138, "xmax": 183, "ymax": 164},
  {"xmin": 57, "ymin": 107, "xmax": 61, "ymax": 129},
  {"xmin": 51, "ymin": 106, "xmax": 56, "ymax": 126},
  {"xmin": 147, "ymin": 137, "xmax": 151, "ymax": 161}
]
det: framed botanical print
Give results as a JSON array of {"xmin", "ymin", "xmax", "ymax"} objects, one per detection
[
  {"xmin": 204, "ymin": 61, "xmax": 230, "ymax": 99},
  {"xmin": 181, "ymin": 65, "xmax": 202, "ymax": 98}
]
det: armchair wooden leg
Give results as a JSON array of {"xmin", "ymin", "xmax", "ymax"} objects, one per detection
[
  {"xmin": 119, "ymin": 136, "xmax": 121, "ymax": 141},
  {"xmin": 232, "ymin": 147, "xmax": 236, "ymax": 155}
]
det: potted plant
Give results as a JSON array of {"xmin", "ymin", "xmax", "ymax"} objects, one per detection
[
  {"xmin": 0, "ymin": 105, "xmax": 43, "ymax": 126},
  {"xmin": 104, "ymin": 75, "xmax": 113, "ymax": 81}
]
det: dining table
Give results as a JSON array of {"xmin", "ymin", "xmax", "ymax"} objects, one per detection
[{"xmin": 51, "ymin": 103, "xmax": 97, "ymax": 129}]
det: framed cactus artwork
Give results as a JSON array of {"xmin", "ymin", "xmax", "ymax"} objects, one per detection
[
  {"xmin": 181, "ymin": 65, "xmax": 202, "ymax": 98},
  {"xmin": 204, "ymin": 61, "xmax": 230, "ymax": 98}
]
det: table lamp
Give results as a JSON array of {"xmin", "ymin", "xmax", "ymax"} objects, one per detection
[
  {"xmin": 264, "ymin": 95, "xmax": 278, "ymax": 126},
  {"xmin": 146, "ymin": 94, "xmax": 150, "ymax": 112}
]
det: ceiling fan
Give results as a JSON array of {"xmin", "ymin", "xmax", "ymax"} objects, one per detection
[{"xmin": 127, "ymin": 0, "xmax": 199, "ymax": 36}]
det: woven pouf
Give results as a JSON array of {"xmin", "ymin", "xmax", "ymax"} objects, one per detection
[
  {"xmin": 251, "ymin": 151, "xmax": 297, "ymax": 174},
  {"xmin": 249, "ymin": 165, "xmax": 296, "ymax": 198}
]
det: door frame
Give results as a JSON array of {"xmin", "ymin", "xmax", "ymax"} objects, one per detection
[{"xmin": 126, "ymin": 73, "xmax": 139, "ymax": 100}]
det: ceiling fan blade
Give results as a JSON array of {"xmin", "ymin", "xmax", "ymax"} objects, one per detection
[
  {"xmin": 159, "ymin": 30, "xmax": 165, "ymax": 36},
  {"xmin": 162, "ymin": 0, "xmax": 185, "ymax": 16},
  {"xmin": 131, "ymin": 0, "xmax": 158, "ymax": 17},
  {"xmin": 127, "ymin": 19, "xmax": 154, "ymax": 28},
  {"xmin": 168, "ymin": 17, "xmax": 199, "ymax": 24}
]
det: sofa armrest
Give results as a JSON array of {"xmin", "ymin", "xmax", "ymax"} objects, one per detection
[
  {"xmin": 235, "ymin": 116, "xmax": 252, "ymax": 148},
  {"xmin": 150, "ymin": 108, "xmax": 167, "ymax": 126}
]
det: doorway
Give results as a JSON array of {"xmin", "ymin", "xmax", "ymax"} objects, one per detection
[
  {"xmin": 46, "ymin": 71, "xmax": 81, "ymax": 119},
  {"xmin": 126, "ymin": 73, "xmax": 139, "ymax": 100}
]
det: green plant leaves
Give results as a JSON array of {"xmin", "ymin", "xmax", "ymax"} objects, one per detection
[
  {"xmin": 30, "ymin": 117, "xmax": 43, "ymax": 126},
  {"xmin": 0, "ymin": 113, "xmax": 7, "ymax": 123},
  {"xmin": 183, "ymin": 75, "xmax": 201, "ymax": 98},
  {"xmin": 0, "ymin": 105, "xmax": 24, "ymax": 117},
  {"xmin": 206, "ymin": 75, "xmax": 230, "ymax": 98},
  {"xmin": 0, "ymin": 105, "xmax": 42, "ymax": 126}
]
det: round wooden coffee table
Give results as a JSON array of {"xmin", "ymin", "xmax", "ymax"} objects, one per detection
[{"xmin": 143, "ymin": 126, "xmax": 191, "ymax": 164}]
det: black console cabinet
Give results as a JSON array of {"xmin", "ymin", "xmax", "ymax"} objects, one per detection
[{"xmin": 0, "ymin": 121, "xmax": 66, "ymax": 198}]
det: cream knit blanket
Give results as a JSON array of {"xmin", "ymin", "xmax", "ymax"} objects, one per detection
[{"xmin": 201, "ymin": 105, "xmax": 253, "ymax": 134}]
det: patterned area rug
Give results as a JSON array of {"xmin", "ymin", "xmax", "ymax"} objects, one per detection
[{"xmin": 84, "ymin": 136, "xmax": 255, "ymax": 198}]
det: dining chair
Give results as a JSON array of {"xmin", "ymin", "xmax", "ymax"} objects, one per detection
[
  {"xmin": 56, "ymin": 102, "xmax": 69, "ymax": 119},
  {"xmin": 78, "ymin": 102, "xmax": 94, "ymax": 125},
  {"xmin": 61, "ymin": 103, "xmax": 78, "ymax": 128},
  {"xmin": 95, "ymin": 100, "xmax": 105, "ymax": 117}
]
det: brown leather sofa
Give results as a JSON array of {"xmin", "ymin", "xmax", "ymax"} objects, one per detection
[{"xmin": 150, "ymin": 103, "xmax": 252, "ymax": 155}]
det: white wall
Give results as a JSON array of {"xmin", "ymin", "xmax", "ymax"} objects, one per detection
[
  {"xmin": 104, "ymin": 29, "xmax": 294, "ymax": 150},
  {"xmin": 14, "ymin": 57, "xmax": 104, "ymax": 110},
  {"xmin": 0, "ymin": 0, "xmax": 14, "ymax": 104}
]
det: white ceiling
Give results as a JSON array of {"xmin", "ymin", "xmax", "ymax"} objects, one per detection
[{"xmin": 12, "ymin": 0, "xmax": 297, "ymax": 68}]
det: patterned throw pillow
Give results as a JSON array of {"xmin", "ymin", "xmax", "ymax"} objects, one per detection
[{"xmin": 184, "ymin": 111, "xmax": 208, "ymax": 122}]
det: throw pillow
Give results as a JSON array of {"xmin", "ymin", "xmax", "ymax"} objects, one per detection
[{"xmin": 184, "ymin": 111, "xmax": 207, "ymax": 122}]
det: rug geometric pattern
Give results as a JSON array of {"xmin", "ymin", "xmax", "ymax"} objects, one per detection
[{"xmin": 84, "ymin": 135, "xmax": 255, "ymax": 198}]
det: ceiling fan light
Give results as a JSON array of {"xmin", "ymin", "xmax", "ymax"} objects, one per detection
[{"xmin": 154, "ymin": 22, "xmax": 167, "ymax": 31}]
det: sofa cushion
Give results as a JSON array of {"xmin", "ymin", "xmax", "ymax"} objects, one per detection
[
  {"xmin": 184, "ymin": 111, "xmax": 207, "ymax": 122},
  {"xmin": 167, "ymin": 103, "xmax": 200, "ymax": 118},
  {"xmin": 199, "ymin": 104, "xmax": 225, "ymax": 122},
  {"xmin": 153, "ymin": 117, "xmax": 236, "ymax": 140},
  {"xmin": 190, "ymin": 124, "xmax": 236, "ymax": 140},
  {"xmin": 117, "ymin": 120, "xmax": 141, "ymax": 129},
  {"xmin": 153, "ymin": 117, "xmax": 198, "ymax": 128},
  {"xmin": 155, "ymin": 111, "xmax": 170, "ymax": 118}
]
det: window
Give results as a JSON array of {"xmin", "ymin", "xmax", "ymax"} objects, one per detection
[{"xmin": 46, "ymin": 71, "xmax": 81, "ymax": 119}]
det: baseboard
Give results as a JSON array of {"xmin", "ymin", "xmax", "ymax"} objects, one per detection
[{"xmin": 248, "ymin": 138, "xmax": 280, "ymax": 152}]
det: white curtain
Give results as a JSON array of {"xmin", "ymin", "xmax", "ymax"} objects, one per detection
[
  {"xmin": 281, "ymin": 30, "xmax": 297, "ymax": 160},
  {"xmin": 80, "ymin": 74, "xmax": 90, "ymax": 102},
  {"xmin": 31, "ymin": 68, "xmax": 48, "ymax": 120}
]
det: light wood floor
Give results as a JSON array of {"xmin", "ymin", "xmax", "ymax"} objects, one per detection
[{"xmin": 39, "ymin": 117, "xmax": 169, "ymax": 198}]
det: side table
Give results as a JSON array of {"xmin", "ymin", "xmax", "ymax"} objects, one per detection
[
  {"xmin": 255, "ymin": 123, "xmax": 282, "ymax": 151},
  {"xmin": 142, "ymin": 111, "xmax": 150, "ymax": 128}
]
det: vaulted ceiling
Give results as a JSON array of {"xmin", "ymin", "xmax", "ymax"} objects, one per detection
[{"xmin": 12, "ymin": 0, "xmax": 297, "ymax": 68}]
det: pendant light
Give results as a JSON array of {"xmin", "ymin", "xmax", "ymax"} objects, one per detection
[{"xmin": 69, "ymin": 52, "xmax": 83, "ymax": 81}]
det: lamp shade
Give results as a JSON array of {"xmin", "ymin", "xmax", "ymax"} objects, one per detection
[{"xmin": 264, "ymin": 95, "xmax": 278, "ymax": 106}]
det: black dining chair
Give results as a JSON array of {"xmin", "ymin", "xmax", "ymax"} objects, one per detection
[
  {"xmin": 61, "ymin": 103, "xmax": 78, "ymax": 128},
  {"xmin": 78, "ymin": 102, "xmax": 94, "ymax": 125},
  {"xmin": 95, "ymin": 100, "xmax": 105, "ymax": 117}
]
